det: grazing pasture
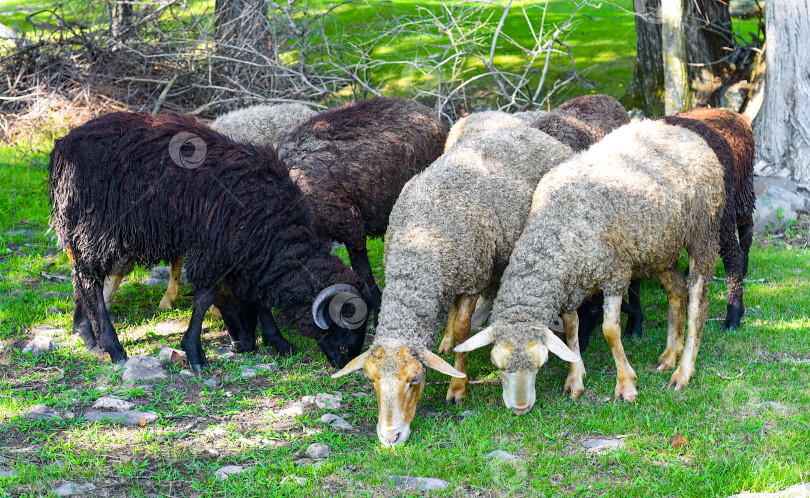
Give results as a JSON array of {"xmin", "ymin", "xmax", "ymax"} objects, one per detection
[{"xmin": 0, "ymin": 149, "xmax": 808, "ymax": 496}]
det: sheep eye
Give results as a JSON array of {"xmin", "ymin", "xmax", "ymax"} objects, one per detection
[{"xmin": 408, "ymin": 377, "xmax": 421, "ymax": 387}]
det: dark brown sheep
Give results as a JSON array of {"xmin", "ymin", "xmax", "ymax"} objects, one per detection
[
  {"xmin": 532, "ymin": 94, "xmax": 631, "ymax": 152},
  {"xmin": 276, "ymin": 97, "xmax": 448, "ymax": 323}
]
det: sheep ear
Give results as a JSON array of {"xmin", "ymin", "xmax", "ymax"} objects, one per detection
[
  {"xmin": 422, "ymin": 350, "xmax": 466, "ymax": 378},
  {"xmin": 544, "ymin": 329, "xmax": 580, "ymax": 363},
  {"xmin": 454, "ymin": 325, "xmax": 495, "ymax": 352},
  {"xmin": 331, "ymin": 350, "xmax": 370, "ymax": 378}
]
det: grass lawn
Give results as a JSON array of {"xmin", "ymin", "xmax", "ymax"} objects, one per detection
[{"xmin": 0, "ymin": 144, "xmax": 808, "ymax": 497}]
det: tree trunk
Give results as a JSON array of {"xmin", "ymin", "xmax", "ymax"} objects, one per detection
[
  {"xmin": 626, "ymin": 0, "xmax": 665, "ymax": 116},
  {"xmin": 214, "ymin": 0, "xmax": 273, "ymax": 86},
  {"xmin": 753, "ymin": 0, "xmax": 810, "ymax": 185},
  {"xmin": 661, "ymin": 0, "xmax": 690, "ymax": 114},
  {"xmin": 625, "ymin": 0, "xmax": 733, "ymax": 115},
  {"xmin": 110, "ymin": 1, "xmax": 132, "ymax": 41}
]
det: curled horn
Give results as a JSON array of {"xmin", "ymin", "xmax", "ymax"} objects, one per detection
[{"xmin": 312, "ymin": 284, "xmax": 368, "ymax": 330}]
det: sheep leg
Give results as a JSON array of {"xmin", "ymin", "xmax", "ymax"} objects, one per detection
[
  {"xmin": 446, "ymin": 294, "xmax": 477, "ymax": 406},
  {"xmin": 180, "ymin": 286, "xmax": 215, "ymax": 372},
  {"xmin": 259, "ymin": 306, "xmax": 294, "ymax": 356},
  {"xmin": 438, "ymin": 296, "xmax": 460, "ymax": 354},
  {"xmin": 159, "ymin": 255, "xmax": 183, "ymax": 310},
  {"xmin": 602, "ymin": 295, "xmax": 637, "ymax": 402},
  {"xmin": 219, "ymin": 302, "xmax": 257, "ymax": 354},
  {"xmin": 72, "ymin": 275, "xmax": 100, "ymax": 352},
  {"xmin": 345, "ymin": 244, "xmax": 382, "ymax": 326},
  {"xmin": 622, "ymin": 278, "xmax": 643, "ymax": 340},
  {"xmin": 718, "ymin": 211, "xmax": 746, "ymax": 330},
  {"xmin": 669, "ymin": 267, "xmax": 711, "ymax": 390},
  {"xmin": 562, "ymin": 311, "xmax": 586, "ymax": 398},
  {"xmin": 656, "ymin": 265, "xmax": 688, "ymax": 371},
  {"xmin": 85, "ymin": 279, "xmax": 128, "ymax": 364},
  {"xmin": 738, "ymin": 216, "xmax": 754, "ymax": 277},
  {"xmin": 103, "ymin": 274, "xmax": 124, "ymax": 311}
]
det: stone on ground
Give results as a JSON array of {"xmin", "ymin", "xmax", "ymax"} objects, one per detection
[
  {"xmin": 320, "ymin": 413, "xmax": 353, "ymax": 430},
  {"xmin": 387, "ymin": 475, "xmax": 450, "ymax": 491},
  {"xmin": 727, "ymin": 483, "xmax": 810, "ymax": 498},
  {"xmin": 753, "ymin": 176, "xmax": 809, "ymax": 233},
  {"xmin": 91, "ymin": 396, "xmax": 135, "ymax": 411},
  {"xmin": 0, "ymin": 465, "xmax": 19, "ymax": 478},
  {"xmin": 84, "ymin": 410, "xmax": 158, "ymax": 426},
  {"xmin": 122, "ymin": 355, "xmax": 167, "ymax": 383},
  {"xmin": 486, "ymin": 450, "xmax": 517, "ymax": 461},
  {"xmin": 304, "ymin": 443, "xmax": 331, "ymax": 460},
  {"xmin": 52, "ymin": 482, "xmax": 97, "ymax": 497},
  {"xmin": 302, "ymin": 393, "xmax": 342, "ymax": 409},
  {"xmin": 21, "ymin": 336, "xmax": 59, "ymax": 357},
  {"xmin": 581, "ymin": 437, "xmax": 626, "ymax": 454},
  {"xmin": 157, "ymin": 347, "xmax": 186, "ymax": 363},
  {"xmin": 214, "ymin": 465, "xmax": 249, "ymax": 480},
  {"xmin": 204, "ymin": 376, "xmax": 219, "ymax": 388},
  {"xmin": 26, "ymin": 404, "xmax": 60, "ymax": 421},
  {"xmin": 241, "ymin": 363, "xmax": 278, "ymax": 378}
]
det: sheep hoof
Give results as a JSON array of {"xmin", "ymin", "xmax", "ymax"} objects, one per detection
[
  {"xmin": 437, "ymin": 338, "xmax": 454, "ymax": 355},
  {"xmin": 191, "ymin": 363, "xmax": 206, "ymax": 373},
  {"xmin": 158, "ymin": 299, "xmax": 173, "ymax": 310},
  {"xmin": 668, "ymin": 369, "xmax": 692, "ymax": 391},
  {"xmin": 564, "ymin": 380, "xmax": 585, "ymax": 399},
  {"xmin": 655, "ymin": 353, "xmax": 678, "ymax": 372},
  {"xmin": 446, "ymin": 378, "xmax": 467, "ymax": 406},
  {"xmin": 613, "ymin": 382, "xmax": 638, "ymax": 403}
]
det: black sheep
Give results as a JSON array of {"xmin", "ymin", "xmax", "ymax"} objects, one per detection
[
  {"xmin": 275, "ymin": 97, "xmax": 448, "ymax": 324},
  {"xmin": 49, "ymin": 111, "xmax": 372, "ymax": 369}
]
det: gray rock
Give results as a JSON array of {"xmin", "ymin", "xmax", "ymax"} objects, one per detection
[
  {"xmin": 122, "ymin": 355, "xmax": 167, "ymax": 383},
  {"xmin": 204, "ymin": 377, "xmax": 219, "ymax": 388},
  {"xmin": 241, "ymin": 363, "xmax": 278, "ymax": 378},
  {"xmin": 5, "ymin": 229, "xmax": 36, "ymax": 237},
  {"xmin": 277, "ymin": 404, "xmax": 304, "ymax": 417},
  {"xmin": 302, "ymin": 393, "xmax": 342, "ymax": 410},
  {"xmin": 294, "ymin": 457, "xmax": 314, "ymax": 467},
  {"xmin": 30, "ymin": 324, "xmax": 66, "ymax": 337},
  {"xmin": 213, "ymin": 347, "xmax": 236, "ymax": 360},
  {"xmin": 0, "ymin": 465, "xmax": 19, "ymax": 478},
  {"xmin": 26, "ymin": 404, "xmax": 60, "ymax": 421},
  {"xmin": 752, "ymin": 176, "xmax": 809, "ymax": 233},
  {"xmin": 144, "ymin": 266, "xmax": 187, "ymax": 287},
  {"xmin": 46, "ymin": 306, "xmax": 64, "ymax": 315},
  {"xmin": 729, "ymin": 0, "xmax": 764, "ymax": 18},
  {"xmin": 387, "ymin": 475, "xmax": 450, "ymax": 491},
  {"xmin": 720, "ymin": 82, "xmax": 748, "ymax": 112},
  {"xmin": 320, "ymin": 413, "xmax": 353, "ymax": 430},
  {"xmin": 628, "ymin": 108, "xmax": 646, "ymax": 122},
  {"xmin": 84, "ymin": 410, "xmax": 158, "ymax": 426},
  {"xmin": 91, "ymin": 396, "xmax": 135, "ymax": 412},
  {"xmin": 179, "ymin": 369, "xmax": 194, "ymax": 377},
  {"xmin": 760, "ymin": 401, "xmax": 789, "ymax": 413},
  {"xmin": 214, "ymin": 465, "xmax": 249, "ymax": 480},
  {"xmin": 304, "ymin": 443, "xmax": 331, "ymax": 460},
  {"xmin": 727, "ymin": 483, "xmax": 810, "ymax": 498},
  {"xmin": 582, "ymin": 437, "xmax": 626, "ymax": 454},
  {"xmin": 461, "ymin": 409, "xmax": 477, "ymax": 417},
  {"xmin": 486, "ymin": 450, "xmax": 517, "ymax": 461},
  {"xmin": 21, "ymin": 336, "xmax": 59, "ymax": 357},
  {"xmin": 52, "ymin": 482, "xmax": 97, "ymax": 497},
  {"xmin": 157, "ymin": 347, "xmax": 186, "ymax": 363},
  {"xmin": 42, "ymin": 291, "xmax": 69, "ymax": 299}
]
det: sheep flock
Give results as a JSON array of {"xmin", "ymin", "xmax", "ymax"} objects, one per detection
[{"xmin": 48, "ymin": 94, "xmax": 757, "ymax": 447}]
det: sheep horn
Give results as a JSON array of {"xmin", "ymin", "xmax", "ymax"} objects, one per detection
[
  {"xmin": 453, "ymin": 325, "xmax": 495, "ymax": 352},
  {"xmin": 422, "ymin": 350, "xmax": 466, "ymax": 378},
  {"xmin": 331, "ymin": 350, "xmax": 370, "ymax": 378},
  {"xmin": 312, "ymin": 283, "xmax": 368, "ymax": 330},
  {"xmin": 469, "ymin": 299, "xmax": 493, "ymax": 330},
  {"xmin": 543, "ymin": 328, "xmax": 581, "ymax": 363}
]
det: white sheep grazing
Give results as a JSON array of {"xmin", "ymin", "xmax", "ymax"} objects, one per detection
[
  {"xmin": 456, "ymin": 119, "xmax": 726, "ymax": 414},
  {"xmin": 331, "ymin": 111, "xmax": 575, "ymax": 446},
  {"xmin": 211, "ymin": 103, "xmax": 318, "ymax": 145}
]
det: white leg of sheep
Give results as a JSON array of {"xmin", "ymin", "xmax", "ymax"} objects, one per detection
[
  {"xmin": 159, "ymin": 255, "xmax": 183, "ymax": 310},
  {"xmin": 562, "ymin": 311, "xmax": 586, "ymax": 398},
  {"xmin": 103, "ymin": 274, "xmax": 125, "ymax": 310},
  {"xmin": 602, "ymin": 295, "xmax": 638, "ymax": 402},
  {"xmin": 655, "ymin": 264, "xmax": 688, "ymax": 371},
  {"xmin": 669, "ymin": 269, "xmax": 710, "ymax": 390}
]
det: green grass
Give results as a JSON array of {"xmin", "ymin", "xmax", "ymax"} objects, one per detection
[{"xmin": 0, "ymin": 141, "xmax": 808, "ymax": 497}]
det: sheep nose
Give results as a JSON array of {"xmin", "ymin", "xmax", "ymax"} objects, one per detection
[
  {"xmin": 381, "ymin": 431, "xmax": 402, "ymax": 445},
  {"xmin": 511, "ymin": 404, "xmax": 531, "ymax": 415}
]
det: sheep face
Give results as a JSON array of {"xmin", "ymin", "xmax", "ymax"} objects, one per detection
[
  {"xmin": 455, "ymin": 323, "xmax": 579, "ymax": 415},
  {"xmin": 332, "ymin": 345, "xmax": 464, "ymax": 446},
  {"xmin": 312, "ymin": 284, "xmax": 373, "ymax": 368}
]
